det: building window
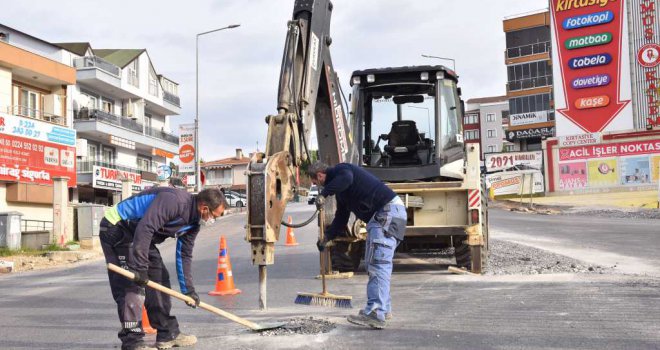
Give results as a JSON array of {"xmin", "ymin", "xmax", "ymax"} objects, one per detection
[
  {"xmin": 509, "ymin": 93, "xmax": 552, "ymax": 115},
  {"xmin": 148, "ymin": 69, "xmax": 159, "ymax": 97},
  {"xmin": 19, "ymin": 88, "xmax": 40, "ymax": 118},
  {"xmin": 507, "ymin": 61, "xmax": 552, "ymax": 91},
  {"xmin": 137, "ymin": 156, "xmax": 152, "ymax": 172},
  {"xmin": 101, "ymin": 100, "xmax": 112, "ymax": 113},
  {"xmin": 487, "ymin": 129, "xmax": 497, "ymax": 138},
  {"xmin": 486, "ymin": 113, "xmax": 496, "ymax": 122},
  {"xmin": 504, "ymin": 144, "xmax": 515, "ymax": 152},
  {"xmin": 101, "ymin": 146, "xmax": 114, "ymax": 165},
  {"xmin": 464, "ymin": 130, "xmax": 480, "ymax": 140},
  {"xmin": 128, "ymin": 60, "xmax": 139, "ymax": 87},
  {"xmin": 488, "ymin": 145, "xmax": 497, "ymax": 153},
  {"xmin": 463, "ymin": 114, "xmax": 478, "ymax": 125}
]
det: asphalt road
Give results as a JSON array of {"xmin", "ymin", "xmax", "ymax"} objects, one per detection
[{"xmin": 0, "ymin": 204, "xmax": 659, "ymax": 350}]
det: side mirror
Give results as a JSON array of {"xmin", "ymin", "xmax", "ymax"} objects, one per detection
[{"xmin": 380, "ymin": 134, "xmax": 389, "ymax": 140}]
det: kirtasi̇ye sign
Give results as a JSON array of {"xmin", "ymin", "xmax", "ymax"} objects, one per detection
[
  {"xmin": 551, "ymin": 0, "xmax": 633, "ymax": 134},
  {"xmin": 178, "ymin": 124, "xmax": 195, "ymax": 173},
  {"xmin": 628, "ymin": 0, "xmax": 660, "ymax": 128},
  {"xmin": 92, "ymin": 166, "xmax": 142, "ymax": 192},
  {"xmin": 0, "ymin": 113, "xmax": 76, "ymax": 187},
  {"xmin": 558, "ymin": 132, "xmax": 602, "ymax": 147},
  {"xmin": 506, "ymin": 127, "xmax": 556, "ymax": 141}
]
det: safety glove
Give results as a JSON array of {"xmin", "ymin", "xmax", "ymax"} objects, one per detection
[{"xmin": 184, "ymin": 290, "xmax": 200, "ymax": 308}]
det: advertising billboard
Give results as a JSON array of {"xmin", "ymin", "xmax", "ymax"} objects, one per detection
[
  {"xmin": 550, "ymin": 0, "xmax": 634, "ymax": 136},
  {"xmin": 485, "ymin": 151, "xmax": 543, "ymax": 172},
  {"xmin": 92, "ymin": 166, "xmax": 142, "ymax": 192},
  {"xmin": 178, "ymin": 124, "xmax": 195, "ymax": 173}
]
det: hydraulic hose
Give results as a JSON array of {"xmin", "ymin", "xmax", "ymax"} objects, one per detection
[{"xmin": 281, "ymin": 209, "xmax": 319, "ymax": 228}]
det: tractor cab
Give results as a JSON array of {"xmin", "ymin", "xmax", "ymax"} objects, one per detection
[{"xmin": 350, "ymin": 65, "xmax": 465, "ymax": 182}]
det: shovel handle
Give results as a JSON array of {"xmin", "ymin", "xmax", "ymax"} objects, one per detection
[{"xmin": 107, "ymin": 263, "xmax": 261, "ymax": 330}]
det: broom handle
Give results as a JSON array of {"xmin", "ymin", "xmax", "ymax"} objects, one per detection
[
  {"xmin": 107, "ymin": 263, "xmax": 261, "ymax": 330},
  {"xmin": 319, "ymin": 206, "xmax": 327, "ymax": 295}
]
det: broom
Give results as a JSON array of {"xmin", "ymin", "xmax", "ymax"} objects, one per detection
[{"xmin": 294, "ymin": 206, "xmax": 352, "ymax": 308}]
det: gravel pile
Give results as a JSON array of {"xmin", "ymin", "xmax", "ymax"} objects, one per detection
[
  {"xmin": 484, "ymin": 239, "xmax": 612, "ymax": 275},
  {"xmin": 565, "ymin": 208, "xmax": 660, "ymax": 220},
  {"xmin": 259, "ymin": 317, "xmax": 335, "ymax": 336}
]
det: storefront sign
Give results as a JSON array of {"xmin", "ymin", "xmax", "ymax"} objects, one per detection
[
  {"xmin": 510, "ymin": 111, "xmax": 548, "ymax": 126},
  {"xmin": 559, "ymin": 139, "xmax": 660, "ymax": 161},
  {"xmin": 571, "ymin": 74, "xmax": 611, "ymax": 89},
  {"xmin": 551, "ymin": 0, "xmax": 632, "ymax": 134},
  {"xmin": 558, "ymin": 162, "xmax": 588, "ymax": 189},
  {"xmin": 485, "ymin": 151, "xmax": 543, "ymax": 172},
  {"xmin": 563, "ymin": 10, "xmax": 614, "ymax": 30},
  {"xmin": 558, "ymin": 133, "xmax": 602, "ymax": 147},
  {"xmin": 629, "ymin": 0, "xmax": 660, "ymax": 127},
  {"xmin": 156, "ymin": 165, "xmax": 172, "ymax": 181},
  {"xmin": 152, "ymin": 148, "xmax": 175, "ymax": 159},
  {"xmin": 565, "ymin": 32, "xmax": 612, "ymax": 49},
  {"xmin": 486, "ymin": 171, "xmax": 545, "ymax": 196},
  {"xmin": 0, "ymin": 112, "xmax": 76, "ymax": 146},
  {"xmin": 506, "ymin": 127, "xmax": 555, "ymax": 141},
  {"xmin": 568, "ymin": 53, "xmax": 612, "ymax": 69},
  {"xmin": 0, "ymin": 133, "xmax": 76, "ymax": 187},
  {"xmin": 179, "ymin": 124, "xmax": 195, "ymax": 173},
  {"xmin": 92, "ymin": 165, "xmax": 142, "ymax": 192}
]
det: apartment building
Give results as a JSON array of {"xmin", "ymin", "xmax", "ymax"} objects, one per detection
[
  {"xmin": 201, "ymin": 149, "xmax": 249, "ymax": 193},
  {"xmin": 466, "ymin": 96, "xmax": 512, "ymax": 159},
  {"xmin": 503, "ymin": 10, "xmax": 555, "ymax": 151},
  {"xmin": 55, "ymin": 43, "xmax": 181, "ymax": 205},
  {"xmin": 0, "ymin": 25, "xmax": 77, "ymax": 222}
]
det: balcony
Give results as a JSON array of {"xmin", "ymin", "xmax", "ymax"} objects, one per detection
[
  {"xmin": 8, "ymin": 105, "xmax": 65, "ymax": 126},
  {"xmin": 75, "ymin": 108, "xmax": 143, "ymax": 133},
  {"xmin": 506, "ymin": 41, "xmax": 551, "ymax": 60},
  {"xmin": 163, "ymin": 91, "xmax": 180, "ymax": 107},
  {"xmin": 77, "ymin": 160, "xmax": 142, "ymax": 174},
  {"xmin": 74, "ymin": 56, "xmax": 121, "ymax": 91},
  {"xmin": 145, "ymin": 124, "xmax": 179, "ymax": 144},
  {"xmin": 507, "ymin": 75, "xmax": 553, "ymax": 92},
  {"xmin": 73, "ymin": 56, "xmax": 120, "ymax": 77}
]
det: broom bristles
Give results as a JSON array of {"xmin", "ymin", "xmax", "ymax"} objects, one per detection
[{"xmin": 294, "ymin": 292, "xmax": 352, "ymax": 308}]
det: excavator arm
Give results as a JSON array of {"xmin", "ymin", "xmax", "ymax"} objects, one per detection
[{"xmin": 246, "ymin": 0, "xmax": 355, "ymax": 309}]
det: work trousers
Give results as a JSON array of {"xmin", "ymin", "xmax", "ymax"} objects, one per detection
[
  {"xmin": 100, "ymin": 218, "xmax": 180, "ymax": 350},
  {"xmin": 364, "ymin": 197, "xmax": 407, "ymax": 321}
]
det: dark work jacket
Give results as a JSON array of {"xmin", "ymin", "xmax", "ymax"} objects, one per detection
[
  {"xmin": 110, "ymin": 187, "xmax": 200, "ymax": 293},
  {"xmin": 321, "ymin": 163, "xmax": 396, "ymax": 239}
]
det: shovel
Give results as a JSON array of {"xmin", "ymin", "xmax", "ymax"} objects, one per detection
[{"xmin": 107, "ymin": 263, "xmax": 285, "ymax": 331}]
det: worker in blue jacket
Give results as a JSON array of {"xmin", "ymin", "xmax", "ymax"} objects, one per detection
[
  {"xmin": 308, "ymin": 162, "xmax": 407, "ymax": 329},
  {"xmin": 100, "ymin": 187, "xmax": 226, "ymax": 350}
]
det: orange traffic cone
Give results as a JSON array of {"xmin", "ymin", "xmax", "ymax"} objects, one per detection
[
  {"xmin": 208, "ymin": 236, "xmax": 241, "ymax": 296},
  {"xmin": 285, "ymin": 216, "xmax": 299, "ymax": 246},
  {"xmin": 142, "ymin": 306, "xmax": 156, "ymax": 334}
]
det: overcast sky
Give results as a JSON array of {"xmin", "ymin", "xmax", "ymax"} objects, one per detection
[{"xmin": 4, "ymin": 0, "xmax": 547, "ymax": 160}]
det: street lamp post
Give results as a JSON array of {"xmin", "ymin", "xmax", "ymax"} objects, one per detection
[
  {"xmin": 408, "ymin": 105, "xmax": 431, "ymax": 137},
  {"xmin": 195, "ymin": 24, "xmax": 240, "ymax": 192},
  {"xmin": 421, "ymin": 54, "xmax": 456, "ymax": 72}
]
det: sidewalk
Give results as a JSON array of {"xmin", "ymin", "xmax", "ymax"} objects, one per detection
[{"xmin": 527, "ymin": 190, "xmax": 659, "ymax": 209}]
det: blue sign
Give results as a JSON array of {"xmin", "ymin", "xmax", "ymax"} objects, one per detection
[
  {"xmin": 157, "ymin": 165, "xmax": 172, "ymax": 181},
  {"xmin": 568, "ymin": 53, "xmax": 612, "ymax": 69},
  {"xmin": 563, "ymin": 11, "xmax": 614, "ymax": 30},
  {"xmin": 571, "ymin": 74, "xmax": 612, "ymax": 89},
  {"xmin": 46, "ymin": 126, "xmax": 76, "ymax": 146}
]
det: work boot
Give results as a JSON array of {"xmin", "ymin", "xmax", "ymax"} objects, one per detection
[
  {"xmin": 156, "ymin": 333, "xmax": 197, "ymax": 349},
  {"xmin": 347, "ymin": 311, "xmax": 386, "ymax": 329},
  {"xmin": 125, "ymin": 341, "xmax": 158, "ymax": 350},
  {"xmin": 359, "ymin": 309, "xmax": 392, "ymax": 320}
]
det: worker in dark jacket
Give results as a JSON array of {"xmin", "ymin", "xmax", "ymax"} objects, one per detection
[
  {"xmin": 308, "ymin": 162, "xmax": 406, "ymax": 329},
  {"xmin": 100, "ymin": 187, "xmax": 226, "ymax": 350}
]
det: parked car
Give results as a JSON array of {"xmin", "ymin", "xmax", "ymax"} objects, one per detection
[
  {"xmin": 225, "ymin": 192, "xmax": 247, "ymax": 207},
  {"xmin": 307, "ymin": 185, "xmax": 319, "ymax": 204}
]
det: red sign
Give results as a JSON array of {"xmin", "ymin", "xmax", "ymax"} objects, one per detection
[
  {"xmin": 552, "ymin": 0, "xmax": 631, "ymax": 132},
  {"xmin": 0, "ymin": 133, "xmax": 76, "ymax": 187},
  {"xmin": 637, "ymin": 43, "xmax": 660, "ymax": 68},
  {"xmin": 179, "ymin": 144, "xmax": 195, "ymax": 163},
  {"xmin": 559, "ymin": 139, "xmax": 660, "ymax": 161}
]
